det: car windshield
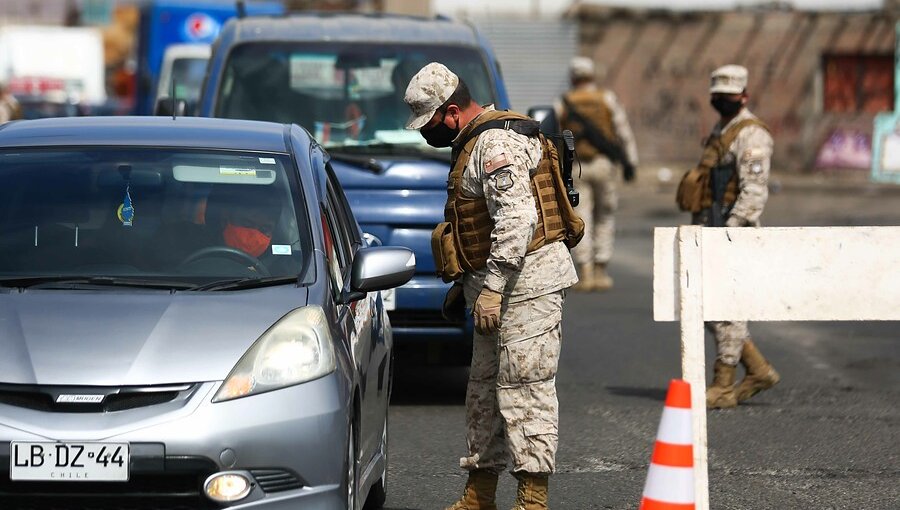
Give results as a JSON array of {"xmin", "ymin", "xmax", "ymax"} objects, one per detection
[
  {"xmin": 170, "ymin": 57, "xmax": 209, "ymax": 104},
  {"xmin": 216, "ymin": 42, "xmax": 496, "ymax": 149},
  {"xmin": 0, "ymin": 148, "xmax": 312, "ymax": 287}
]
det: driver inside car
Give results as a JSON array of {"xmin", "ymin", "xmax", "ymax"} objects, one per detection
[
  {"xmin": 149, "ymin": 184, "xmax": 282, "ymax": 273},
  {"xmin": 221, "ymin": 201, "xmax": 278, "ymax": 258}
]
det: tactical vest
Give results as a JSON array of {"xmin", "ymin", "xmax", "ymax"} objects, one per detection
[
  {"xmin": 676, "ymin": 117, "xmax": 770, "ymax": 213},
  {"xmin": 432, "ymin": 110, "xmax": 577, "ymax": 280},
  {"xmin": 561, "ymin": 89, "xmax": 619, "ymax": 160}
]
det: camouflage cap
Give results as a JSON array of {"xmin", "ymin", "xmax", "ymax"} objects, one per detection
[
  {"xmin": 710, "ymin": 65, "xmax": 748, "ymax": 94},
  {"xmin": 569, "ymin": 56, "xmax": 595, "ymax": 80},
  {"xmin": 404, "ymin": 62, "xmax": 459, "ymax": 130}
]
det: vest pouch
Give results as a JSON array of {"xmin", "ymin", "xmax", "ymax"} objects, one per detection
[
  {"xmin": 431, "ymin": 221, "xmax": 464, "ymax": 283},
  {"xmin": 676, "ymin": 166, "xmax": 709, "ymax": 213},
  {"xmin": 543, "ymin": 137, "xmax": 585, "ymax": 248}
]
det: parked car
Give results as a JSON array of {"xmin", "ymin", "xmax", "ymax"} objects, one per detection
[
  {"xmin": 0, "ymin": 116, "xmax": 413, "ymax": 509},
  {"xmin": 198, "ymin": 13, "xmax": 512, "ymax": 364}
]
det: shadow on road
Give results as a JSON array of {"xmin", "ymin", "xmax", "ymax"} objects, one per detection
[
  {"xmin": 605, "ymin": 385, "xmax": 668, "ymax": 402},
  {"xmin": 391, "ymin": 363, "xmax": 468, "ymax": 406}
]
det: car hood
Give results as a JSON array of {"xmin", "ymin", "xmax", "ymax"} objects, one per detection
[
  {"xmin": 331, "ymin": 156, "xmax": 449, "ymax": 227},
  {"xmin": 0, "ymin": 286, "xmax": 309, "ymax": 387},
  {"xmin": 330, "ymin": 155, "xmax": 450, "ymax": 190}
]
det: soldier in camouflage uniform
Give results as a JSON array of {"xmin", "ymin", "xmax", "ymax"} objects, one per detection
[
  {"xmin": 694, "ymin": 65, "xmax": 781, "ymax": 409},
  {"xmin": 555, "ymin": 57, "xmax": 639, "ymax": 292},
  {"xmin": 405, "ymin": 62, "xmax": 577, "ymax": 510}
]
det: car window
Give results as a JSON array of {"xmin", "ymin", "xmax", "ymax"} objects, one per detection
[
  {"xmin": 326, "ymin": 163, "xmax": 361, "ymax": 247},
  {"xmin": 169, "ymin": 57, "xmax": 209, "ymax": 104},
  {"xmin": 0, "ymin": 148, "xmax": 312, "ymax": 284},
  {"xmin": 325, "ymin": 179, "xmax": 354, "ymax": 273},
  {"xmin": 321, "ymin": 204, "xmax": 344, "ymax": 301},
  {"xmin": 216, "ymin": 42, "xmax": 496, "ymax": 148}
]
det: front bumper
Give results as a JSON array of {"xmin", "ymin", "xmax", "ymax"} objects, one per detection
[{"xmin": 0, "ymin": 375, "xmax": 349, "ymax": 509}]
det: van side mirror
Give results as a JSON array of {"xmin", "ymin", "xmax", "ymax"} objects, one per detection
[
  {"xmin": 155, "ymin": 97, "xmax": 187, "ymax": 117},
  {"xmin": 527, "ymin": 106, "xmax": 560, "ymax": 136}
]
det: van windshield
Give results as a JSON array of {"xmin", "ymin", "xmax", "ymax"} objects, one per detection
[
  {"xmin": 0, "ymin": 148, "xmax": 312, "ymax": 288},
  {"xmin": 216, "ymin": 43, "xmax": 497, "ymax": 148}
]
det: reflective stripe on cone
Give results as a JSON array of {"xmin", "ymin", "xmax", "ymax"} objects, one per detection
[{"xmin": 639, "ymin": 379, "xmax": 695, "ymax": 510}]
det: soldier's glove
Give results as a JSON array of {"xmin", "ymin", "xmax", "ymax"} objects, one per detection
[
  {"xmin": 725, "ymin": 215, "xmax": 746, "ymax": 228},
  {"xmin": 473, "ymin": 288, "xmax": 503, "ymax": 335},
  {"xmin": 441, "ymin": 283, "xmax": 466, "ymax": 322},
  {"xmin": 623, "ymin": 162, "xmax": 636, "ymax": 183}
]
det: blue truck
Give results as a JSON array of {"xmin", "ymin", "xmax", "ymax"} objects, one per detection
[
  {"xmin": 198, "ymin": 12, "xmax": 512, "ymax": 363},
  {"xmin": 136, "ymin": 0, "xmax": 283, "ymax": 115}
]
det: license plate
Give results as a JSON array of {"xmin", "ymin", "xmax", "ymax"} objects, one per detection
[
  {"xmin": 10, "ymin": 442, "xmax": 129, "ymax": 481},
  {"xmin": 381, "ymin": 288, "xmax": 396, "ymax": 311}
]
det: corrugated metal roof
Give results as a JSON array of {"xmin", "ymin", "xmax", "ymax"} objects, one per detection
[{"xmin": 475, "ymin": 19, "xmax": 578, "ymax": 111}]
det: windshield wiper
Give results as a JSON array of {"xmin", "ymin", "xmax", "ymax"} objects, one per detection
[
  {"xmin": 328, "ymin": 153, "xmax": 384, "ymax": 173},
  {"xmin": 191, "ymin": 275, "xmax": 300, "ymax": 292},
  {"xmin": 0, "ymin": 276, "xmax": 197, "ymax": 291},
  {"xmin": 329, "ymin": 143, "xmax": 452, "ymax": 164}
]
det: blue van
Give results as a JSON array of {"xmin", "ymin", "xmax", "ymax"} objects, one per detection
[{"xmin": 198, "ymin": 13, "xmax": 512, "ymax": 362}]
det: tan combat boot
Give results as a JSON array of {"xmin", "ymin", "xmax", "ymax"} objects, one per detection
[
  {"xmin": 445, "ymin": 469, "xmax": 499, "ymax": 510},
  {"xmin": 592, "ymin": 263, "xmax": 614, "ymax": 292},
  {"xmin": 571, "ymin": 263, "xmax": 594, "ymax": 292},
  {"xmin": 510, "ymin": 473, "xmax": 549, "ymax": 510},
  {"xmin": 706, "ymin": 360, "xmax": 737, "ymax": 409},
  {"xmin": 736, "ymin": 339, "xmax": 780, "ymax": 403}
]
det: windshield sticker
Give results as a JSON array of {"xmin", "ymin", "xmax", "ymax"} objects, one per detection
[
  {"xmin": 271, "ymin": 244, "xmax": 292, "ymax": 256},
  {"xmin": 117, "ymin": 184, "xmax": 135, "ymax": 227},
  {"xmin": 220, "ymin": 167, "xmax": 257, "ymax": 177},
  {"xmin": 174, "ymin": 164, "xmax": 277, "ymax": 185},
  {"xmin": 259, "ymin": 157, "xmax": 276, "ymax": 165}
]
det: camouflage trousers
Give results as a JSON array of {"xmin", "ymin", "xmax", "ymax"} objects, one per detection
[
  {"xmin": 706, "ymin": 321, "xmax": 751, "ymax": 365},
  {"xmin": 460, "ymin": 290, "xmax": 563, "ymax": 475},
  {"xmin": 572, "ymin": 156, "xmax": 618, "ymax": 265}
]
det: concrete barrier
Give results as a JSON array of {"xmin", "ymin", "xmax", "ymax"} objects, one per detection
[{"xmin": 653, "ymin": 225, "xmax": 900, "ymax": 510}]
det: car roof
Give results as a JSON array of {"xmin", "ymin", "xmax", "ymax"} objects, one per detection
[
  {"xmin": 226, "ymin": 12, "xmax": 480, "ymax": 46},
  {"xmin": 0, "ymin": 116, "xmax": 292, "ymax": 153}
]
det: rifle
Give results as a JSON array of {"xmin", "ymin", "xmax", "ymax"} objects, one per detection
[
  {"xmin": 562, "ymin": 96, "xmax": 635, "ymax": 182},
  {"xmin": 561, "ymin": 130, "xmax": 579, "ymax": 207},
  {"xmin": 709, "ymin": 164, "xmax": 734, "ymax": 227}
]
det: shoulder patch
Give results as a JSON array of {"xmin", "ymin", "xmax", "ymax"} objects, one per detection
[
  {"xmin": 493, "ymin": 169, "xmax": 514, "ymax": 191},
  {"xmin": 484, "ymin": 153, "xmax": 511, "ymax": 174}
]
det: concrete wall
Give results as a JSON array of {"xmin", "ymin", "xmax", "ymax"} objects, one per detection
[{"xmin": 573, "ymin": 6, "xmax": 896, "ymax": 171}]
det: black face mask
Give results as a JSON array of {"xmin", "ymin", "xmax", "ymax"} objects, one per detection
[
  {"xmin": 711, "ymin": 97, "xmax": 743, "ymax": 117},
  {"xmin": 420, "ymin": 112, "xmax": 458, "ymax": 148}
]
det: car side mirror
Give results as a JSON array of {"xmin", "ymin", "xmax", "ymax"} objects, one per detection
[
  {"xmin": 527, "ymin": 105, "xmax": 560, "ymax": 136},
  {"xmin": 155, "ymin": 97, "xmax": 187, "ymax": 117},
  {"xmin": 349, "ymin": 246, "xmax": 415, "ymax": 296}
]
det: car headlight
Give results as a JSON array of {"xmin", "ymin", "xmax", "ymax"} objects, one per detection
[{"xmin": 213, "ymin": 306, "xmax": 336, "ymax": 402}]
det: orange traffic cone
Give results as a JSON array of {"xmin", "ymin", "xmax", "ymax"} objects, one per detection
[{"xmin": 639, "ymin": 379, "xmax": 695, "ymax": 510}]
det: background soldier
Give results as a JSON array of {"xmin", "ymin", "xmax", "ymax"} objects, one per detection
[
  {"xmin": 689, "ymin": 64, "xmax": 781, "ymax": 409},
  {"xmin": 405, "ymin": 62, "xmax": 577, "ymax": 510},
  {"xmin": 556, "ymin": 56, "xmax": 638, "ymax": 292},
  {"xmin": 0, "ymin": 83, "xmax": 22, "ymax": 123}
]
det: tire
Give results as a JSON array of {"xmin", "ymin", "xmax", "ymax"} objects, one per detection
[{"xmin": 344, "ymin": 422, "xmax": 358, "ymax": 510}]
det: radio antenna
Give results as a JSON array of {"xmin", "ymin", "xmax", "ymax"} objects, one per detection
[{"xmin": 170, "ymin": 77, "xmax": 177, "ymax": 120}]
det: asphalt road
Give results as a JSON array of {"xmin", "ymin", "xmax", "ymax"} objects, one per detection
[{"xmin": 382, "ymin": 175, "xmax": 900, "ymax": 510}]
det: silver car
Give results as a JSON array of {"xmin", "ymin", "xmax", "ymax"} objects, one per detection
[{"xmin": 0, "ymin": 116, "xmax": 413, "ymax": 509}]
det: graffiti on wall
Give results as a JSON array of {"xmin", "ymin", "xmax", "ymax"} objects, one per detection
[{"xmin": 815, "ymin": 128, "xmax": 872, "ymax": 170}]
